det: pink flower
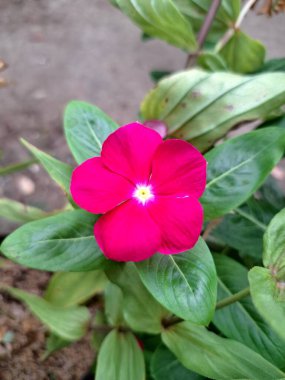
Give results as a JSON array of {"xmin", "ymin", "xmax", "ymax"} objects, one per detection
[{"xmin": 70, "ymin": 122, "xmax": 206, "ymax": 262}]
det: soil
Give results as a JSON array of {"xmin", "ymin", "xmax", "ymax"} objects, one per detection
[{"xmin": 0, "ymin": 0, "xmax": 284, "ymax": 378}]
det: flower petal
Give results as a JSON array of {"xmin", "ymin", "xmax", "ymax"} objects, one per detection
[
  {"xmin": 148, "ymin": 196, "xmax": 203, "ymax": 254},
  {"xmin": 101, "ymin": 122, "xmax": 162, "ymax": 183},
  {"xmin": 94, "ymin": 200, "xmax": 161, "ymax": 262},
  {"xmin": 70, "ymin": 157, "xmax": 133, "ymax": 214},
  {"xmin": 150, "ymin": 139, "xmax": 207, "ymax": 198}
]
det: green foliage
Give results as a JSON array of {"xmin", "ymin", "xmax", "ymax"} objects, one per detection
[
  {"xmin": 64, "ymin": 101, "xmax": 118, "ymax": 163},
  {"xmin": 219, "ymin": 31, "xmax": 266, "ymax": 73},
  {"xmin": 141, "ymin": 69, "xmax": 285, "ymax": 151},
  {"xmin": 249, "ymin": 267, "xmax": 285, "ymax": 342},
  {"xmin": 151, "ymin": 344, "xmax": 204, "ymax": 380},
  {"xmin": 0, "ymin": 210, "xmax": 106, "ymax": 271},
  {"xmin": 196, "ymin": 51, "xmax": 228, "ymax": 72},
  {"xmin": 257, "ymin": 58, "xmax": 285, "ymax": 73},
  {"xmin": 111, "ymin": 0, "xmax": 197, "ymax": 51},
  {"xmin": 44, "ymin": 270, "xmax": 107, "ymax": 307},
  {"xmin": 0, "ymin": 198, "xmax": 49, "ymax": 224},
  {"xmin": 2, "ymin": 287, "xmax": 90, "ymax": 341},
  {"xmin": 162, "ymin": 321, "xmax": 285, "ymax": 379},
  {"xmin": 201, "ymin": 128, "xmax": 285, "ymax": 220},
  {"xmin": 106, "ymin": 263, "xmax": 168, "ymax": 333},
  {"xmin": 136, "ymin": 238, "xmax": 217, "ymax": 325},
  {"xmin": 104, "ymin": 282, "xmax": 125, "ymax": 326},
  {"xmin": 213, "ymin": 255, "xmax": 285, "ymax": 369},
  {"xmin": 96, "ymin": 329, "xmax": 145, "ymax": 380},
  {"xmin": 21, "ymin": 139, "xmax": 73, "ymax": 195}
]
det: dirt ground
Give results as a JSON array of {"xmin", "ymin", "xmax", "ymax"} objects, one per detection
[{"xmin": 0, "ymin": 1, "xmax": 285, "ymax": 379}]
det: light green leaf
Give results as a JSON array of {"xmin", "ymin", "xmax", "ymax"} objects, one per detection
[
  {"xmin": 201, "ymin": 128, "xmax": 285, "ymax": 220},
  {"xmin": 0, "ymin": 198, "xmax": 49, "ymax": 224},
  {"xmin": 263, "ymin": 208, "xmax": 285, "ymax": 270},
  {"xmin": 104, "ymin": 282, "xmax": 125, "ymax": 326},
  {"xmin": 141, "ymin": 69, "xmax": 285, "ymax": 151},
  {"xmin": 106, "ymin": 263, "xmax": 168, "ymax": 334},
  {"xmin": 136, "ymin": 238, "xmax": 217, "ymax": 325},
  {"xmin": 0, "ymin": 210, "xmax": 106, "ymax": 272},
  {"xmin": 21, "ymin": 139, "xmax": 73, "ymax": 195},
  {"xmin": 197, "ymin": 51, "xmax": 228, "ymax": 72},
  {"xmin": 219, "ymin": 30, "xmax": 266, "ymax": 73},
  {"xmin": 2, "ymin": 287, "xmax": 90, "ymax": 341},
  {"xmin": 214, "ymin": 255, "xmax": 285, "ymax": 369},
  {"xmin": 113, "ymin": 0, "xmax": 197, "ymax": 51},
  {"xmin": 0, "ymin": 159, "xmax": 37, "ymax": 176},
  {"xmin": 64, "ymin": 101, "xmax": 118, "ymax": 163},
  {"xmin": 249, "ymin": 266, "xmax": 285, "ymax": 342},
  {"xmin": 44, "ymin": 270, "xmax": 107, "ymax": 307},
  {"xmin": 176, "ymin": 0, "xmax": 240, "ymax": 44},
  {"xmin": 162, "ymin": 321, "xmax": 285, "ymax": 379},
  {"xmin": 96, "ymin": 329, "xmax": 145, "ymax": 380},
  {"xmin": 151, "ymin": 344, "xmax": 204, "ymax": 380}
]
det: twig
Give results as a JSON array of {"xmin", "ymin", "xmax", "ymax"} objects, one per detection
[
  {"xmin": 216, "ymin": 287, "xmax": 250, "ymax": 309},
  {"xmin": 185, "ymin": 0, "xmax": 222, "ymax": 68}
]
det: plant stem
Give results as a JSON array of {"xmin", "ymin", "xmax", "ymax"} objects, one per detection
[
  {"xmin": 185, "ymin": 0, "xmax": 221, "ymax": 68},
  {"xmin": 216, "ymin": 287, "xmax": 250, "ymax": 309},
  {"xmin": 215, "ymin": 0, "xmax": 257, "ymax": 52},
  {"xmin": 0, "ymin": 158, "xmax": 38, "ymax": 176}
]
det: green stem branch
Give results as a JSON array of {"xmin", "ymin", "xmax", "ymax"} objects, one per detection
[{"xmin": 216, "ymin": 287, "xmax": 250, "ymax": 310}]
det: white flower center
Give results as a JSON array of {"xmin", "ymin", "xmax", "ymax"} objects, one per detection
[{"xmin": 133, "ymin": 184, "xmax": 154, "ymax": 205}]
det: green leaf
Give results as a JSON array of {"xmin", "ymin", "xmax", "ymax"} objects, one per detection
[
  {"xmin": 96, "ymin": 329, "xmax": 145, "ymax": 380},
  {"xmin": 201, "ymin": 128, "xmax": 285, "ymax": 220},
  {"xmin": 197, "ymin": 51, "xmax": 228, "ymax": 72},
  {"xmin": 136, "ymin": 238, "xmax": 217, "ymax": 325},
  {"xmin": 151, "ymin": 344, "xmax": 204, "ymax": 380},
  {"xmin": 106, "ymin": 263, "xmax": 168, "ymax": 334},
  {"xmin": 162, "ymin": 321, "xmax": 285, "ymax": 379},
  {"xmin": 0, "ymin": 198, "xmax": 49, "ymax": 224},
  {"xmin": 263, "ymin": 208, "xmax": 285, "ymax": 271},
  {"xmin": 42, "ymin": 333, "xmax": 71, "ymax": 359},
  {"xmin": 0, "ymin": 210, "xmax": 106, "ymax": 272},
  {"xmin": 249, "ymin": 266, "xmax": 285, "ymax": 342},
  {"xmin": 219, "ymin": 30, "xmax": 265, "ymax": 73},
  {"xmin": 104, "ymin": 282, "xmax": 125, "ymax": 326},
  {"xmin": 176, "ymin": 0, "xmax": 240, "ymax": 44},
  {"xmin": 150, "ymin": 70, "xmax": 172, "ymax": 83},
  {"xmin": 257, "ymin": 58, "xmax": 285, "ymax": 73},
  {"xmin": 113, "ymin": 0, "xmax": 197, "ymax": 51},
  {"xmin": 2, "ymin": 287, "xmax": 90, "ymax": 341},
  {"xmin": 64, "ymin": 101, "xmax": 118, "ymax": 164},
  {"xmin": 140, "ymin": 69, "xmax": 285, "ymax": 151},
  {"xmin": 213, "ymin": 255, "xmax": 285, "ymax": 369},
  {"xmin": 21, "ymin": 139, "xmax": 73, "ymax": 195},
  {"xmin": 44, "ymin": 270, "xmax": 107, "ymax": 307}
]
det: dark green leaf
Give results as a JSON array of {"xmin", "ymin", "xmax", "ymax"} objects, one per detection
[
  {"xmin": 21, "ymin": 139, "xmax": 73, "ymax": 195},
  {"xmin": 213, "ymin": 255, "xmax": 285, "ymax": 369},
  {"xmin": 64, "ymin": 101, "xmax": 118, "ymax": 163},
  {"xmin": 136, "ymin": 238, "xmax": 217, "ymax": 325},
  {"xmin": 150, "ymin": 70, "xmax": 172, "ymax": 83},
  {"xmin": 2, "ymin": 287, "xmax": 90, "ymax": 341},
  {"xmin": 141, "ymin": 69, "xmax": 285, "ymax": 151},
  {"xmin": 44, "ymin": 270, "xmax": 107, "ymax": 307},
  {"xmin": 0, "ymin": 159, "xmax": 37, "ymax": 176},
  {"xmin": 113, "ymin": 0, "xmax": 197, "ymax": 51},
  {"xmin": 96, "ymin": 330, "xmax": 145, "ymax": 380},
  {"xmin": 151, "ymin": 344, "xmax": 205, "ymax": 380},
  {"xmin": 0, "ymin": 210, "xmax": 106, "ymax": 272},
  {"xmin": 42, "ymin": 333, "xmax": 71, "ymax": 359},
  {"xmin": 219, "ymin": 30, "xmax": 265, "ymax": 73},
  {"xmin": 162, "ymin": 321, "xmax": 285, "ymax": 379},
  {"xmin": 201, "ymin": 128, "xmax": 285, "ymax": 220},
  {"xmin": 106, "ymin": 263, "xmax": 168, "ymax": 334},
  {"xmin": 256, "ymin": 58, "xmax": 285, "ymax": 73},
  {"xmin": 249, "ymin": 266, "xmax": 285, "ymax": 342}
]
